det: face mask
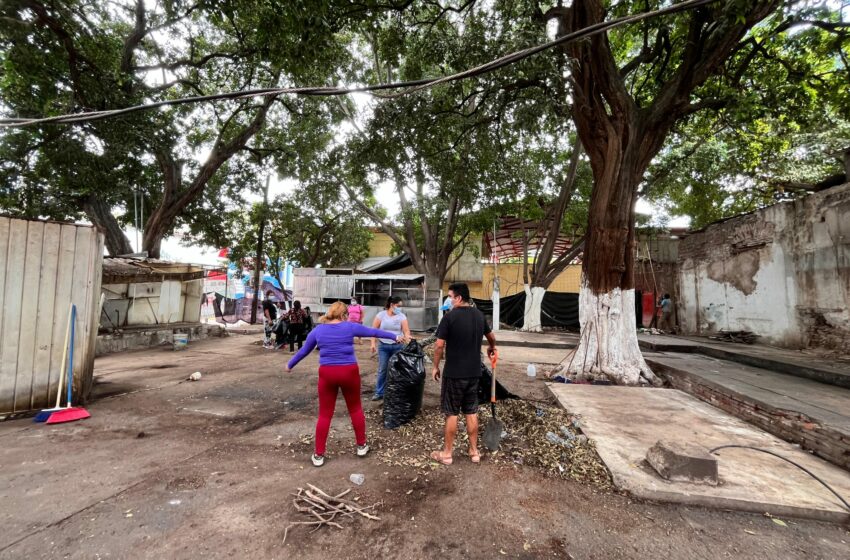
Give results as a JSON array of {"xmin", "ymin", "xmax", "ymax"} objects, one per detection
[{"xmin": 351, "ymin": 301, "xmax": 357, "ymax": 305}]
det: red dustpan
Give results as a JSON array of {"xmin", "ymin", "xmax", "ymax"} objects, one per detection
[{"xmin": 47, "ymin": 304, "xmax": 90, "ymax": 424}]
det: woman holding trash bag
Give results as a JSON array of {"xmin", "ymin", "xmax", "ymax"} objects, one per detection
[
  {"xmin": 285, "ymin": 301, "xmax": 405, "ymax": 467},
  {"xmin": 370, "ymin": 296, "xmax": 412, "ymax": 401}
]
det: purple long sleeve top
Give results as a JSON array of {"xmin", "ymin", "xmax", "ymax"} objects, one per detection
[{"xmin": 287, "ymin": 322, "xmax": 399, "ymax": 369}]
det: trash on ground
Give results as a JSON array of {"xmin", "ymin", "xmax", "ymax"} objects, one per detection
[
  {"xmin": 188, "ymin": 371, "xmax": 202, "ymax": 381},
  {"xmin": 710, "ymin": 330, "xmax": 758, "ymax": 344},
  {"xmin": 349, "ymin": 473, "xmax": 365, "ymax": 485}
]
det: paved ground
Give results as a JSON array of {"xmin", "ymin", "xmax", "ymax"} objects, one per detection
[
  {"xmin": 548, "ymin": 384, "xmax": 850, "ymax": 522},
  {"xmin": 1, "ymin": 333, "xmax": 849, "ymax": 559}
]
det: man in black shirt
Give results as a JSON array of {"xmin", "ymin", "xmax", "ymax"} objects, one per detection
[
  {"xmin": 262, "ymin": 290, "xmax": 277, "ymax": 349},
  {"xmin": 430, "ymin": 282, "xmax": 497, "ymax": 465}
]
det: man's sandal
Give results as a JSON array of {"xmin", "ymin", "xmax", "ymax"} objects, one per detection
[{"xmin": 429, "ymin": 450, "xmax": 453, "ymax": 465}]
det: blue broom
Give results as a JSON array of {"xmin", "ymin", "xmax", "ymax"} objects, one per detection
[
  {"xmin": 34, "ymin": 304, "xmax": 73, "ymax": 422},
  {"xmin": 46, "ymin": 305, "xmax": 91, "ymax": 424}
]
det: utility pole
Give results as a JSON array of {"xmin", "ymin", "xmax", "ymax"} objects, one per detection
[{"xmin": 250, "ymin": 175, "xmax": 271, "ymax": 324}]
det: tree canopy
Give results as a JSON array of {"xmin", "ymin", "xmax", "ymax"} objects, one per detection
[{"xmin": 1, "ymin": 0, "xmax": 847, "ymax": 280}]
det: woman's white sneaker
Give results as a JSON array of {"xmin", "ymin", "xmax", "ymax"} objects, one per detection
[
  {"xmin": 311, "ymin": 454, "xmax": 325, "ymax": 467},
  {"xmin": 356, "ymin": 444, "xmax": 370, "ymax": 457}
]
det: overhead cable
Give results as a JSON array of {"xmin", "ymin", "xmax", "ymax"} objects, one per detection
[{"xmin": 0, "ymin": 0, "xmax": 718, "ymax": 128}]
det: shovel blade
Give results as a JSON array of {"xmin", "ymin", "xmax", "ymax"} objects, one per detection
[{"xmin": 482, "ymin": 418, "xmax": 504, "ymax": 451}]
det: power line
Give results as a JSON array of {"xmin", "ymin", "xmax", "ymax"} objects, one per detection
[{"xmin": 0, "ymin": 0, "xmax": 718, "ymax": 129}]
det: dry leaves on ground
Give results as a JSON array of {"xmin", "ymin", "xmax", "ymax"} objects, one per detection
[{"xmin": 366, "ymin": 399, "xmax": 612, "ymax": 489}]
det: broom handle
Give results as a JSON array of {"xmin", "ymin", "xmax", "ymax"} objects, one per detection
[
  {"xmin": 54, "ymin": 304, "xmax": 73, "ymax": 408},
  {"xmin": 66, "ymin": 305, "xmax": 76, "ymax": 407}
]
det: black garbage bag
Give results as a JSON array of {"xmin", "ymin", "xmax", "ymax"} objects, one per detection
[
  {"xmin": 477, "ymin": 362, "xmax": 520, "ymax": 404},
  {"xmin": 383, "ymin": 340, "xmax": 426, "ymax": 429}
]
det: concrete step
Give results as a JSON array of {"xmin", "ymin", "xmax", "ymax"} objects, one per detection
[
  {"xmin": 646, "ymin": 352, "xmax": 850, "ymax": 472},
  {"xmin": 639, "ymin": 335, "xmax": 850, "ymax": 389}
]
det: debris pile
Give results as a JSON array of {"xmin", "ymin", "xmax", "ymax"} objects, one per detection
[
  {"xmin": 283, "ymin": 484, "xmax": 381, "ymax": 544},
  {"xmin": 709, "ymin": 330, "xmax": 758, "ymax": 344},
  {"xmin": 366, "ymin": 400, "xmax": 612, "ymax": 488}
]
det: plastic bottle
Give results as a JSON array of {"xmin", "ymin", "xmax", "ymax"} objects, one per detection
[
  {"xmin": 526, "ymin": 363, "xmax": 537, "ymax": 377},
  {"xmin": 545, "ymin": 431, "xmax": 572, "ymax": 447}
]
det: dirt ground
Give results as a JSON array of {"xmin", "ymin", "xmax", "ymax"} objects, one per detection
[{"xmin": 1, "ymin": 332, "xmax": 848, "ymax": 559}]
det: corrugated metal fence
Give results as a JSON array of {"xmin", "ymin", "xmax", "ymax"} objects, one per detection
[{"xmin": 0, "ymin": 217, "xmax": 104, "ymax": 416}]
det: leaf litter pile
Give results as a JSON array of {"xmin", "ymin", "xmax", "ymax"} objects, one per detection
[{"xmin": 365, "ymin": 399, "xmax": 612, "ymax": 489}]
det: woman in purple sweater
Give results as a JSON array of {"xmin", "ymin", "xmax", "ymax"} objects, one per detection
[{"xmin": 285, "ymin": 301, "xmax": 404, "ymax": 467}]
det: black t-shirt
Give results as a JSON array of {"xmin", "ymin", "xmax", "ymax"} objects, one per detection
[
  {"xmin": 435, "ymin": 306, "xmax": 492, "ymax": 379},
  {"xmin": 262, "ymin": 300, "xmax": 277, "ymax": 320}
]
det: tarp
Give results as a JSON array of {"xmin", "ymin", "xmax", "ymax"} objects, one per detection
[
  {"xmin": 358, "ymin": 252, "xmax": 412, "ymax": 273},
  {"xmin": 472, "ymin": 291, "xmax": 579, "ymax": 329}
]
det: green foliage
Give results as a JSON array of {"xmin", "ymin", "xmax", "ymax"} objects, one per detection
[
  {"xmin": 643, "ymin": 4, "xmax": 850, "ymax": 227},
  {"xmin": 223, "ymin": 179, "xmax": 371, "ymax": 272},
  {"xmin": 0, "ymin": 0, "xmax": 361, "ymax": 253}
]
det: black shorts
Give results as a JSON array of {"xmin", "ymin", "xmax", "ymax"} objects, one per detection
[{"xmin": 441, "ymin": 377, "xmax": 479, "ymax": 416}]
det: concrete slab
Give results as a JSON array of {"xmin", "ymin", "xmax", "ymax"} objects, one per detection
[
  {"xmin": 547, "ymin": 384, "xmax": 850, "ymax": 522},
  {"xmin": 639, "ymin": 334, "xmax": 850, "ymax": 388},
  {"xmin": 646, "ymin": 353, "xmax": 850, "ymax": 432},
  {"xmin": 647, "ymin": 352, "xmax": 850, "ymax": 471}
]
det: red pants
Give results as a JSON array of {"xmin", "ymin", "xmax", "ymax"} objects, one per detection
[{"xmin": 315, "ymin": 364, "xmax": 366, "ymax": 456}]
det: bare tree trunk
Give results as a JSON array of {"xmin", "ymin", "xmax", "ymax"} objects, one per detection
[
  {"xmin": 250, "ymin": 176, "xmax": 270, "ymax": 324},
  {"xmin": 82, "ymin": 194, "xmax": 134, "ymax": 256}
]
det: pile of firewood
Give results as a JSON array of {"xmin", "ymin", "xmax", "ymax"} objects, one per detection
[
  {"xmin": 709, "ymin": 330, "xmax": 758, "ymax": 344},
  {"xmin": 283, "ymin": 484, "xmax": 382, "ymax": 543}
]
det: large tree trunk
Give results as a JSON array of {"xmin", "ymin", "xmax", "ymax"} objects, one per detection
[
  {"xmin": 560, "ymin": 143, "xmax": 659, "ymax": 384},
  {"xmin": 545, "ymin": 0, "xmax": 781, "ymax": 385},
  {"xmin": 567, "ymin": 277, "xmax": 653, "ymax": 384},
  {"xmin": 82, "ymin": 194, "xmax": 134, "ymax": 256}
]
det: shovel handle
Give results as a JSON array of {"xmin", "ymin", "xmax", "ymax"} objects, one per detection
[{"xmin": 489, "ymin": 349, "xmax": 497, "ymax": 404}]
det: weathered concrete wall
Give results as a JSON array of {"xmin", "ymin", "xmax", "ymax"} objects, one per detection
[
  {"xmin": 101, "ymin": 279, "xmax": 203, "ymax": 329},
  {"xmin": 96, "ymin": 323, "xmax": 226, "ymax": 356},
  {"xmin": 678, "ymin": 184, "xmax": 850, "ymax": 351}
]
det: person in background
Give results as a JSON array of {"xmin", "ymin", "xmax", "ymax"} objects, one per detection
[
  {"xmin": 659, "ymin": 293, "xmax": 674, "ymax": 332},
  {"xmin": 348, "ymin": 297, "xmax": 365, "ymax": 345},
  {"xmin": 370, "ymin": 296, "xmax": 411, "ymax": 401},
  {"xmin": 285, "ymin": 300, "xmax": 308, "ymax": 353},
  {"xmin": 285, "ymin": 301, "xmax": 404, "ymax": 467},
  {"xmin": 262, "ymin": 290, "xmax": 277, "ymax": 349},
  {"xmin": 303, "ymin": 306, "xmax": 314, "ymax": 335},
  {"xmin": 430, "ymin": 282, "xmax": 497, "ymax": 466},
  {"xmin": 273, "ymin": 300, "xmax": 289, "ymax": 349}
]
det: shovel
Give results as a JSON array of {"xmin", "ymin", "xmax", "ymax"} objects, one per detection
[{"xmin": 482, "ymin": 350, "xmax": 503, "ymax": 452}]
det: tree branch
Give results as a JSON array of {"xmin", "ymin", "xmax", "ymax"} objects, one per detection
[{"xmin": 120, "ymin": 0, "xmax": 147, "ymax": 75}]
